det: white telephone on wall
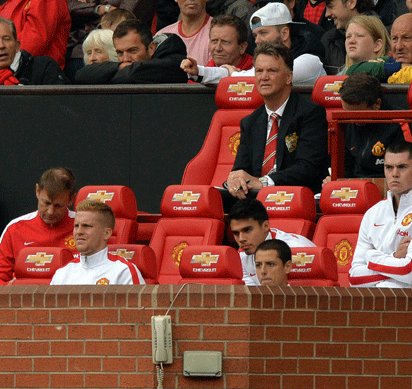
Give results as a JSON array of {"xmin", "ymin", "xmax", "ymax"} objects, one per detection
[{"xmin": 151, "ymin": 315, "xmax": 173, "ymax": 364}]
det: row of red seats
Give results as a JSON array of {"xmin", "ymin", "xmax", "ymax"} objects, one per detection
[{"xmin": 14, "ymin": 179, "xmax": 382, "ymax": 287}]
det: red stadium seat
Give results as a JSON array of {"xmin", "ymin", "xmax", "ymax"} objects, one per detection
[
  {"xmin": 108, "ymin": 244, "xmax": 158, "ymax": 284},
  {"xmin": 14, "ymin": 247, "xmax": 74, "ymax": 285},
  {"xmin": 313, "ymin": 180, "xmax": 382, "ymax": 286},
  {"xmin": 181, "ymin": 77, "xmax": 263, "ymax": 186},
  {"xmin": 149, "ymin": 185, "xmax": 225, "ymax": 284},
  {"xmin": 289, "ymin": 246, "xmax": 339, "ymax": 286},
  {"xmin": 408, "ymin": 82, "xmax": 412, "ymax": 109},
  {"xmin": 179, "ymin": 245, "xmax": 244, "ymax": 285},
  {"xmin": 75, "ymin": 185, "xmax": 138, "ymax": 244},
  {"xmin": 256, "ymin": 186, "xmax": 316, "ymax": 239}
]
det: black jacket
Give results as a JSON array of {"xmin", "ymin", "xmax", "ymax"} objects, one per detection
[
  {"xmin": 75, "ymin": 33, "xmax": 188, "ymax": 84},
  {"xmin": 15, "ymin": 50, "xmax": 70, "ymax": 85}
]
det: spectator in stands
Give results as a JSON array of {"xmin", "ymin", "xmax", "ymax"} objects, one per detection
[
  {"xmin": 181, "ymin": 2, "xmax": 326, "ymax": 84},
  {"xmin": 339, "ymin": 15, "xmax": 389, "ymax": 74},
  {"xmin": 156, "ymin": 0, "xmax": 211, "ymax": 65},
  {"xmin": 0, "ymin": 0, "xmax": 70, "ymax": 69},
  {"xmin": 349, "ymin": 141, "xmax": 412, "ymax": 288},
  {"xmin": 225, "ymin": 42, "xmax": 329, "ymax": 198},
  {"xmin": 0, "ymin": 17, "xmax": 69, "ymax": 85},
  {"xmin": 228, "ymin": 198, "xmax": 314, "ymax": 285},
  {"xmin": 66, "ymin": 1, "xmax": 154, "ymax": 82},
  {"xmin": 100, "ymin": 8, "xmax": 136, "ymax": 30},
  {"xmin": 255, "ymin": 239, "xmax": 292, "ymax": 286},
  {"xmin": 51, "ymin": 200, "xmax": 145, "ymax": 285},
  {"xmin": 0, "ymin": 168, "xmax": 77, "ymax": 285},
  {"xmin": 321, "ymin": 0, "xmax": 374, "ymax": 74},
  {"xmin": 83, "ymin": 29, "xmax": 118, "ymax": 65},
  {"xmin": 75, "ymin": 20, "xmax": 187, "ymax": 84},
  {"xmin": 322, "ymin": 73, "xmax": 404, "ymax": 184},
  {"xmin": 407, "ymin": 0, "xmax": 412, "ymax": 12},
  {"xmin": 155, "ymin": 0, "xmax": 180, "ymax": 31},
  {"xmin": 206, "ymin": 0, "xmax": 254, "ymax": 25},
  {"xmin": 346, "ymin": 13, "xmax": 412, "ymax": 83}
]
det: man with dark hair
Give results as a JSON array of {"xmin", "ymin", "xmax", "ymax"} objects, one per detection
[
  {"xmin": 51, "ymin": 200, "xmax": 145, "ymax": 285},
  {"xmin": 350, "ymin": 141, "xmax": 412, "ymax": 288},
  {"xmin": 0, "ymin": 168, "xmax": 77, "ymax": 284},
  {"xmin": 226, "ymin": 41, "xmax": 329, "ymax": 198},
  {"xmin": 0, "ymin": 17, "xmax": 69, "ymax": 85},
  {"xmin": 255, "ymin": 239, "xmax": 292, "ymax": 286},
  {"xmin": 75, "ymin": 19, "xmax": 188, "ymax": 84},
  {"xmin": 321, "ymin": 0, "xmax": 374, "ymax": 73},
  {"xmin": 228, "ymin": 198, "xmax": 314, "ymax": 285}
]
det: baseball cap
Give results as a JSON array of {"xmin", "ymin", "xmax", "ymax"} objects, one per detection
[{"xmin": 250, "ymin": 3, "xmax": 305, "ymax": 30}]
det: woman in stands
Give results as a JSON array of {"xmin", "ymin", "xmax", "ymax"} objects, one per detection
[
  {"xmin": 338, "ymin": 15, "xmax": 389, "ymax": 75},
  {"xmin": 82, "ymin": 29, "xmax": 118, "ymax": 65}
]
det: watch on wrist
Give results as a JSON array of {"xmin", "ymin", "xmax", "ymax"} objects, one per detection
[
  {"xmin": 105, "ymin": 4, "xmax": 111, "ymax": 13},
  {"xmin": 258, "ymin": 176, "xmax": 268, "ymax": 187}
]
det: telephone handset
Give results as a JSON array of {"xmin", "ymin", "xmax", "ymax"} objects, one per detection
[{"xmin": 151, "ymin": 315, "xmax": 173, "ymax": 364}]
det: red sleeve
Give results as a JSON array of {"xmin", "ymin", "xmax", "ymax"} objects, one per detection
[{"xmin": 0, "ymin": 228, "xmax": 15, "ymax": 284}]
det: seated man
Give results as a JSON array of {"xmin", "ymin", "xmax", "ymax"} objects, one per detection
[
  {"xmin": 0, "ymin": 17, "xmax": 69, "ymax": 85},
  {"xmin": 255, "ymin": 239, "xmax": 292, "ymax": 286},
  {"xmin": 75, "ymin": 19, "xmax": 188, "ymax": 84},
  {"xmin": 51, "ymin": 200, "xmax": 145, "ymax": 285},
  {"xmin": 228, "ymin": 198, "xmax": 314, "ymax": 285},
  {"xmin": 226, "ymin": 42, "xmax": 329, "ymax": 198},
  {"xmin": 349, "ymin": 141, "xmax": 412, "ymax": 288},
  {"xmin": 0, "ymin": 168, "xmax": 77, "ymax": 284},
  {"xmin": 323, "ymin": 73, "xmax": 404, "ymax": 184}
]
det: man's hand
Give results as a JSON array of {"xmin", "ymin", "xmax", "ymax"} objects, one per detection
[
  {"xmin": 7, "ymin": 277, "xmax": 16, "ymax": 285},
  {"xmin": 180, "ymin": 58, "xmax": 199, "ymax": 76},
  {"xmin": 227, "ymin": 170, "xmax": 262, "ymax": 199},
  {"xmin": 394, "ymin": 237, "xmax": 412, "ymax": 258},
  {"xmin": 221, "ymin": 64, "xmax": 240, "ymax": 76},
  {"xmin": 322, "ymin": 176, "xmax": 331, "ymax": 187}
]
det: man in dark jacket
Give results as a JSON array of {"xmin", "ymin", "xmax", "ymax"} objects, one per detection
[
  {"xmin": 75, "ymin": 20, "xmax": 188, "ymax": 84},
  {"xmin": 0, "ymin": 17, "xmax": 69, "ymax": 85}
]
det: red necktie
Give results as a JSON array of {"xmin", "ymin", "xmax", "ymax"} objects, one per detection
[{"xmin": 261, "ymin": 113, "xmax": 279, "ymax": 176}]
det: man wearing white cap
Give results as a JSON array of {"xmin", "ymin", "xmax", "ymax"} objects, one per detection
[{"xmin": 180, "ymin": 2, "xmax": 326, "ymax": 84}]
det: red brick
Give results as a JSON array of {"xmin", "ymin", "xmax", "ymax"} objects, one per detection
[
  {"xmin": 34, "ymin": 357, "xmax": 67, "ymax": 372},
  {"xmin": 86, "ymin": 309, "xmax": 119, "ymax": 323},
  {"xmin": 349, "ymin": 311, "xmax": 381, "ymax": 326},
  {"xmin": 102, "ymin": 324, "xmax": 136, "ymax": 339},
  {"xmin": 0, "ymin": 373, "xmax": 14, "ymax": 387},
  {"xmin": 250, "ymin": 326, "xmax": 265, "ymax": 340},
  {"xmin": 50, "ymin": 309, "xmax": 84, "ymax": 323},
  {"xmin": 332, "ymin": 327, "xmax": 363, "ymax": 342},
  {"xmin": 0, "ymin": 310, "xmax": 15, "ymax": 323},
  {"xmin": 0, "ymin": 358, "xmax": 32, "ymax": 371},
  {"xmin": 102, "ymin": 357, "xmax": 136, "ymax": 372},
  {"xmin": 85, "ymin": 341, "xmax": 119, "ymax": 356},
  {"xmin": 204, "ymin": 325, "xmax": 249, "ymax": 340},
  {"xmin": 382, "ymin": 312, "xmax": 412, "ymax": 327},
  {"xmin": 179, "ymin": 309, "xmax": 225, "ymax": 324},
  {"xmin": 136, "ymin": 324, "xmax": 151, "ymax": 339},
  {"xmin": 348, "ymin": 343, "xmax": 380, "ymax": 358},
  {"xmin": 364, "ymin": 359, "xmax": 396, "ymax": 375},
  {"xmin": 17, "ymin": 309, "xmax": 49, "ymax": 323},
  {"xmin": 68, "ymin": 357, "xmax": 102, "ymax": 372},
  {"xmin": 380, "ymin": 377, "xmax": 412, "ymax": 389},
  {"xmin": 298, "ymin": 358, "xmax": 330, "ymax": 374},
  {"xmin": 282, "ymin": 374, "xmax": 314, "ymax": 389},
  {"xmin": 34, "ymin": 325, "xmax": 67, "ymax": 340},
  {"xmin": 299, "ymin": 326, "xmax": 330, "ymax": 341},
  {"xmin": 316, "ymin": 343, "xmax": 347, "ymax": 358},
  {"xmin": 225, "ymin": 374, "xmax": 251, "ymax": 389},
  {"xmin": 398, "ymin": 360, "xmax": 412, "ymax": 375},
  {"xmin": 250, "ymin": 374, "xmax": 280, "ymax": 389},
  {"xmin": 119, "ymin": 341, "xmax": 152, "ymax": 356},
  {"xmin": 381, "ymin": 343, "xmax": 412, "ymax": 359},
  {"xmin": 227, "ymin": 309, "xmax": 251, "ymax": 324},
  {"xmin": 365, "ymin": 328, "xmax": 397, "ymax": 342},
  {"xmin": 0, "ymin": 341, "xmax": 16, "ymax": 356},
  {"xmin": 249, "ymin": 310, "xmax": 281, "ymax": 325},
  {"xmin": 249, "ymin": 358, "xmax": 265, "ymax": 373},
  {"xmin": 282, "ymin": 343, "xmax": 314, "ymax": 358},
  {"xmin": 332, "ymin": 359, "xmax": 362, "ymax": 374},
  {"xmin": 50, "ymin": 374, "xmax": 84, "ymax": 388},
  {"xmin": 348, "ymin": 376, "xmax": 379, "ymax": 389},
  {"xmin": 315, "ymin": 375, "xmax": 347, "ymax": 389},
  {"xmin": 68, "ymin": 325, "xmax": 102, "ymax": 339},
  {"xmin": 17, "ymin": 341, "xmax": 49, "ymax": 355},
  {"xmin": 137, "ymin": 357, "xmax": 155, "ymax": 372},
  {"xmin": 178, "ymin": 341, "xmax": 225, "ymax": 355},
  {"xmin": 223, "ymin": 358, "xmax": 249, "ymax": 373},
  {"xmin": 51, "ymin": 341, "xmax": 84, "ymax": 355},
  {"xmin": 16, "ymin": 373, "xmax": 50, "ymax": 388},
  {"xmin": 266, "ymin": 326, "xmax": 298, "ymax": 341},
  {"xmin": 0, "ymin": 324, "xmax": 32, "ymax": 339},
  {"xmin": 178, "ymin": 375, "xmax": 227, "ymax": 389},
  {"xmin": 283, "ymin": 311, "xmax": 314, "ymax": 325},
  {"xmin": 85, "ymin": 373, "xmax": 118, "ymax": 388},
  {"xmin": 316, "ymin": 311, "xmax": 348, "ymax": 326},
  {"xmin": 398, "ymin": 328, "xmax": 412, "ymax": 342},
  {"xmin": 227, "ymin": 341, "xmax": 251, "ymax": 357},
  {"xmin": 266, "ymin": 358, "xmax": 297, "ymax": 374},
  {"xmin": 119, "ymin": 373, "xmax": 154, "ymax": 388}
]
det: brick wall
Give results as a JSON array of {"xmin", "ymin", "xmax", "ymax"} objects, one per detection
[{"xmin": 0, "ymin": 285, "xmax": 411, "ymax": 389}]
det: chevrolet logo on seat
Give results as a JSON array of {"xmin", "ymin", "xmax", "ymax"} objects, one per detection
[
  {"xmin": 109, "ymin": 248, "xmax": 135, "ymax": 261},
  {"xmin": 191, "ymin": 252, "xmax": 219, "ymax": 266},
  {"xmin": 292, "ymin": 252, "xmax": 315, "ymax": 267},
  {"xmin": 323, "ymin": 81, "xmax": 343, "ymax": 94},
  {"xmin": 26, "ymin": 252, "xmax": 54, "ymax": 266},
  {"xmin": 87, "ymin": 190, "xmax": 114, "ymax": 203},
  {"xmin": 331, "ymin": 187, "xmax": 358, "ymax": 202},
  {"xmin": 265, "ymin": 191, "xmax": 294, "ymax": 205},
  {"xmin": 172, "ymin": 191, "xmax": 201, "ymax": 205},
  {"xmin": 227, "ymin": 82, "xmax": 254, "ymax": 96}
]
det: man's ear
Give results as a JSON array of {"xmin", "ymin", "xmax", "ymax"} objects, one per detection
[
  {"xmin": 104, "ymin": 227, "xmax": 113, "ymax": 242},
  {"xmin": 35, "ymin": 183, "xmax": 40, "ymax": 199},
  {"xmin": 372, "ymin": 98, "xmax": 382, "ymax": 111},
  {"xmin": 239, "ymin": 41, "xmax": 248, "ymax": 55},
  {"xmin": 262, "ymin": 220, "xmax": 270, "ymax": 233},
  {"xmin": 280, "ymin": 26, "xmax": 290, "ymax": 45},
  {"xmin": 284, "ymin": 260, "xmax": 293, "ymax": 274},
  {"xmin": 148, "ymin": 42, "xmax": 156, "ymax": 58},
  {"xmin": 346, "ymin": 0, "xmax": 357, "ymax": 10}
]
